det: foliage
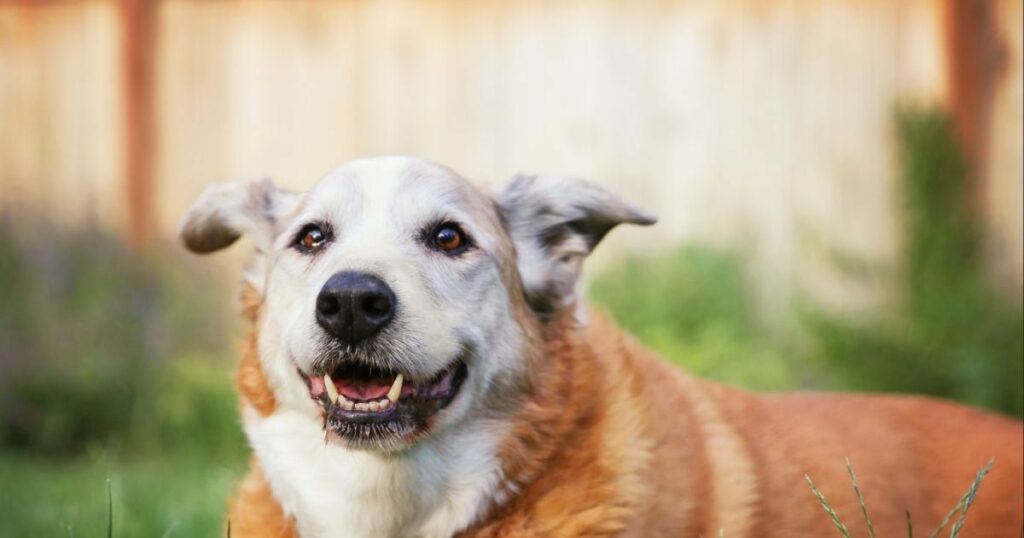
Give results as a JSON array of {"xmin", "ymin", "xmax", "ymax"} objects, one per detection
[
  {"xmin": 0, "ymin": 220, "xmax": 246, "ymax": 459},
  {"xmin": 804, "ymin": 109, "xmax": 1023, "ymax": 417},
  {"xmin": 589, "ymin": 246, "xmax": 811, "ymax": 391},
  {"xmin": 0, "ymin": 221, "xmax": 247, "ymax": 534},
  {"xmin": 593, "ymin": 109, "xmax": 1022, "ymax": 418}
]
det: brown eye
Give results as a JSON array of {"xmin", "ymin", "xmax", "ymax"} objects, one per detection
[
  {"xmin": 433, "ymin": 225, "xmax": 465, "ymax": 253},
  {"xmin": 296, "ymin": 225, "xmax": 328, "ymax": 252}
]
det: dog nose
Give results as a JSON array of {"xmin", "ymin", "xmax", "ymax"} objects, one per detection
[{"xmin": 315, "ymin": 271, "xmax": 396, "ymax": 345}]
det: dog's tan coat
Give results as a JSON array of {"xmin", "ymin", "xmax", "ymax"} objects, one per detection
[{"xmin": 228, "ymin": 284, "xmax": 1023, "ymax": 536}]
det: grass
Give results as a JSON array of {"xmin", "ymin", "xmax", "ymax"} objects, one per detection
[
  {"xmin": 0, "ymin": 450, "xmax": 242, "ymax": 537},
  {"xmin": 806, "ymin": 472, "xmax": 852, "ymax": 538},
  {"xmin": 0, "ymin": 220, "xmax": 247, "ymax": 536},
  {"xmin": 935, "ymin": 461, "xmax": 993, "ymax": 538},
  {"xmin": 846, "ymin": 458, "xmax": 876, "ymax": 538},
  {"xmin": 805, "ymin": 459, "xmax": 995, "ymax": 538}
]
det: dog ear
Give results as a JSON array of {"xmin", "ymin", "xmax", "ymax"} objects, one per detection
[
  {"xmin": 179, "ymin": 177, "xmax": 299, "ymax": 254},
  {"xmin": 496, "ymin": 174, "xmax": 656, "ymax": 317}
]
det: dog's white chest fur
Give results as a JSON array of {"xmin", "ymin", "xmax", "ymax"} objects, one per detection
[{"xmin": 244, "ymin": 407, "xmax": 503, "ymax": 538}]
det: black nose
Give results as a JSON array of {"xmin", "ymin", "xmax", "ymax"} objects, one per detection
[{"xmin": 315, "ymin": 271, "xmax": 396, "ymax": 345}]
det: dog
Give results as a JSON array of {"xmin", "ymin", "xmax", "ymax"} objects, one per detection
[{"xmin": 180, "ymin": 156, "xmax": 1023, "ymax": 537}]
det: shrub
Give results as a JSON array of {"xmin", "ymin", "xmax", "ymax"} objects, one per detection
[
  {"xmin": 804, "ymin": 109, "xmax": 1023, "ymax": 417},
  {"xmin": 0, "ymin": 220, "xmax": 245, "ymax": 459},
  {"xmin": 591, "ymin": 108, "xmax": 1023, "ymax": 418},
  {"xmin": 589, "ymin": 246, "xmax": 808, "ymax": 391}
]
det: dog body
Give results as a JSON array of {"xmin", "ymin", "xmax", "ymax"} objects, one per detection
[{"xmin": 182, "ymin": 156, "xmax": 1023, "ymax": 537}]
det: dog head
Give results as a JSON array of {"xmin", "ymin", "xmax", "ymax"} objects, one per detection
[{"xmin": 180, "ymin": 156, "xmax": 654, "ymax": 451}]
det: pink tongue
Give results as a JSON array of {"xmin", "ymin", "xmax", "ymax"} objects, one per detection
[{"xmin": 336, "ymin": 377, "xmax": 393, "ymax": 401}]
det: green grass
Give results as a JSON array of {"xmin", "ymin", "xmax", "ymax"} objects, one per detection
[
  {"xmin": 0, "ymin": 450, "xmax": 242, "ymax": 537},
  {"xmin": 0, "ymin": 221, "xmax": 247, "ymax": 536}
]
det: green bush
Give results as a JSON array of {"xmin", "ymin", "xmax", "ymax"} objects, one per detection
[
  {"xmin": 0, "ymin": 221, "xmax": 247, "ymax": 534},
  {"xmin": 589, "ymin": 246, "xmax": 810, "ymax": 391},
  {"xmin": 804, "ymin": 109, "xmax": 1023, "ymax": 417},
  {"xmin": 0, "ymin": 221, "xmax": 245, "ymax": 459},
  {"xmin": 592, "ymin": 109, "xmax": 1023, "ymax": 418}
]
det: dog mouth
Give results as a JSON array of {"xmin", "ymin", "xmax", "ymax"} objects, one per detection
[{"xmin": 300, "ymin": 357, "xmax": 468, "ymax": 449}]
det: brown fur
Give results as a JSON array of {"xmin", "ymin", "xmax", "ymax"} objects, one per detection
[
  {"xmin": 227, "ymin": 284, "xmax": 292, "ymax": 533},
  {"xmin": 229, "ymin": 459, "xmax": 298, "ymax": 538},
  {"xmin": 228, "ymin": 294, "xmax": 1023, "ymax": 537},
  {"xmin": 235, "ymin": 283, "xmax": 276, "ymax": 418}
]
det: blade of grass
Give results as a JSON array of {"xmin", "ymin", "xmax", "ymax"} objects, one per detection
[
  {"xmin": 805, "ymin": 473, "xmax": 851, "ymax": 538},
  {"xmin": 928, "ymin": 459, "xmax": 993, "ymax": 538},
  {"xmin": 906, "ymin": 510, "xmax": 914, "ymax": 538},
  {"xmin": 106, "ymin": 478, "xmax": 112, "ymax": 538},
  {"xmin": 160, "ymin": 520, "xmax": 181, "ymax": 538},
  {"xmin": 948, "ymin": 459, "xmax": 994, "ymax": 538},
  {"xmin": 845, "ymin": 458, "xmax": 876, "ymax": 538}
]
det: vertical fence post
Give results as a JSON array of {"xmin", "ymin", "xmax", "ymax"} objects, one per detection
[
  {"xmin": 941, "ymin": 0, "xmax": 1007, "ymax": 215},
  {"xmin": 119, "ymin": 0, "xmax": 156, "ymax": 249}
]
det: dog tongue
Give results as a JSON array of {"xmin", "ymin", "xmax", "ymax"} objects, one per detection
[{"xmin": 336, "ymin": 377, "xmax": 393, "ymax": 401}]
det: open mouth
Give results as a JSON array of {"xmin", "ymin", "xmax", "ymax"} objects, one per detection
[{"xmin": 301, "ymin": 358, "xmax": 468, "ymax": 448}]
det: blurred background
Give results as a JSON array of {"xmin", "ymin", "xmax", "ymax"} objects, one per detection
[{"xmin": 0, "ymin": 0, "xmax": 1021, "ymax": 535}]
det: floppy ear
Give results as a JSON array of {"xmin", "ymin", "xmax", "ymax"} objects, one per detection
[
  {"xmin": 179, "ymin": 177, "xmax": 299, "ymax": 254},
  {"xmin": 496, "ymin": 174, "xmax": 656, "ymax": 317}
]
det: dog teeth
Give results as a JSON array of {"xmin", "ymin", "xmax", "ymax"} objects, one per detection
[
  {"xmin": 387, "ymin": 374, "xmax": 404, "ymax": 403},
  {"xmin": 329, "ymin": 384, "xmax": 396, "ymax": 413},
  {"xmin": 341, "ymin": 397, "xmax": 395, "ymax": 413},
  {"xmin": 338, "ymin": 395, "xmax": 354, "ymax": 410},
  {"xmin": 323, "ymin": 374, "xmax": 339, "ymax": 402}
]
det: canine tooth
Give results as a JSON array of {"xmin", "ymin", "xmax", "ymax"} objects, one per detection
[
  {"xmin": 323, "ymin": 374, "xmax": 339, "ymax": 402},
  {"xmin": 387, "ymin": 374, "xmax": 404, "ymax": 402}
]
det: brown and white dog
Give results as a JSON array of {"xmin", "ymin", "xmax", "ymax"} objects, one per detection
[{"xmin": 180, "ymin": 156, "xmax": 1023, "ymax": 537}]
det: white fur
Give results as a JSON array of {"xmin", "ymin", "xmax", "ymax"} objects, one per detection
[{"xmin": 244, "ymin": 405, "xmax": 503, "ymax": 538}]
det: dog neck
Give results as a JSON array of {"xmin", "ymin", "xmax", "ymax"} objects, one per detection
[
  {"xmin": 243, "ymin": 404, "xmax": 505, "ymax": 538},
  {"xmin": 461, "ymin": 312, "xmax": 653, "ymax": 536}
]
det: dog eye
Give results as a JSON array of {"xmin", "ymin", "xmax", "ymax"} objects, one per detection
[
  {"xmin": 431, "ymin": 224, "xmax": 468, "ymax": 254},
  {"xmin": 295, "ymin": 224, "xmax": 328, "ymax": 252}
]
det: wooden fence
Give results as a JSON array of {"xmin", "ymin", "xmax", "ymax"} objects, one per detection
[{"xmin": 0, "ymin": 0, "xmax": 1020, "ymax": 312}]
